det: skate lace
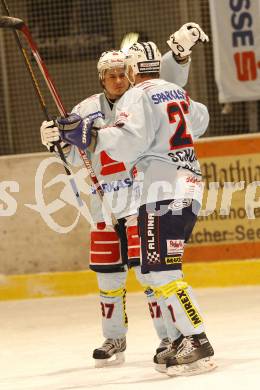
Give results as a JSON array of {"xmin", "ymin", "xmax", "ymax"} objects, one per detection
[
  {"xmin": 102, "ymin": 338, "xmax": 124, "ymax": 352},
  {"xmin": 157, "ymin": 343, "xmax": 174, "ymax": 359},
  {"xmin": 176, "ymin": 336, "xmax": 196, "ymax": 358}
]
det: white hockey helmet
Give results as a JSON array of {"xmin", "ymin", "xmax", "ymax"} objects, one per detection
[
  {"xmin": 126, "ymin": 41, "xmax": 161, "ymax": 75},
  {"xmin": 97, "ymin": 50, "xmax": 126, "ymax": 80}
]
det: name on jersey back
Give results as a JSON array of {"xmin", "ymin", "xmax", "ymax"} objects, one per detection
[{"xmin": 151, "ymin": 88, "xmax": 185, "ymax": 104}]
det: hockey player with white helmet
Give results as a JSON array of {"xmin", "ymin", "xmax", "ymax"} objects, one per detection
[
  {"xmin": 41, "ymin": 22, "xmax": 209, "ymax": 369},
  {"xmin": 91, "ymin": 40, "xmax": 215, "ymax": 376},
  {"xmin": 42, "ymin": 49, "xmax": 169, "ymax": 368},
  {"xmin": 90, "ymin": 40, "xmax": 216, "ymax": 377}
]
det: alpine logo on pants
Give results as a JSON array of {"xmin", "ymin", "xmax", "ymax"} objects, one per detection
[{"xmin": 146, "ymin": 213, "xmax": 160, "ymax": 264}]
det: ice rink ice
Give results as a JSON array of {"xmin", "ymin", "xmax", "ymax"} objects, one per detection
[{"xmin": 1, "ymin": 286, "xmax": 260, "ymax": 390}]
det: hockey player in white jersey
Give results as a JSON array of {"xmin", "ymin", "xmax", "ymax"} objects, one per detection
[
  {"xmin": 41, "ymin": 23, "xmax": 210, "ymax": 369},
  {"xmin": 90, "ymin": 41, "xmax": 216, "ymax": 376},
  {"xmin": 42, "ymin": 50, "xmax": 170, "ymax": 368}
]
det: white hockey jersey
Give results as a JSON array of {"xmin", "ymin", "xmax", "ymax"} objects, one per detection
[
  {"xmin": 67, "ymin": 53, "xmax": 192, "ymax": 222},
  {"xmin": 96, "ymin": 78, "xmax": 209, "ymax": 207},
  {"xmin": 68, "ymin": 94, "xmax": 138, "ymax": 222}
]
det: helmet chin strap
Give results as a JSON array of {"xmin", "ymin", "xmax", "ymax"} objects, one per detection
[
  {"xmin": 99, "ymin": 78, "xmax": 115, "ymax": 103},
  {"xmin": 104, "ymin": 85, "xmax": 132, "ymax": 103},
  {"xmin": 126, "ymin": 72, "xmax": 135, "ymax": 87},
  {"xmin": 103, "ymin": 87, "xmax": 123, "ymax": 104},
  {"xmin": 125, "ymin": 65, "xmax": 136, "ymax": 86}
]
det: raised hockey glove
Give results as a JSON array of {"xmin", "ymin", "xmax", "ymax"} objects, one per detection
[
  {"xmin": 167, "ymin": 22, "xmax": 209, "ymax": 59},
  {"xmin": 40, "ymin": 119, "xmax": 71, "ymax": 154}
]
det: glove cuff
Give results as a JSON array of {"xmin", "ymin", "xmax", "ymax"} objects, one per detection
[{"xmin": 172, "ymin": 52, "xmax": 190, "ymax": 64}]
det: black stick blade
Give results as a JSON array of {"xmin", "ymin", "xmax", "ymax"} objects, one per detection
[{"xmin": 0, "ymin": 16, "xmax": 24, "ymax": 29}]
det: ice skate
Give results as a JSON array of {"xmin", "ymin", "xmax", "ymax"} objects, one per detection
[
  {"xmin": 153, "ymin": 335, "xmax": 184, "ymax": 373},
  {"xmin": 156, "ymin": 337, "xmax": 171, "ymax": 354},
  {"xmin": 166, "ymin": 332, "xmax": 217, "ymax": 376},
  {"xmin": 93, "ymin": 337, "xmax": 126, "ymax": 368}
]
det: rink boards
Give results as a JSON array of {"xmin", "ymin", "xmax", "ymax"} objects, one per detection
[
  {"xmin": 1, "ymin": 259, "xmax": 260, "ymax": 300},
  {"xmin": 1, "ymin": 134, "xmax": 260, "ymax": 300}
]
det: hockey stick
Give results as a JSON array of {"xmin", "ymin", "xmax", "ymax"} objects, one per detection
[
  {"xmin": 0, "ymin": 14, "xmax": 119, "ymax": 229},
  {"xmin": 120, "ymin": 32, "xmax": 139, "ymax": 54},
  {"xmin": 120, "ymin": 31, "xmax": 150, "ymax": 53},
  {"xmin": 0, "ymin": 3, "xmax": 82, "ymax": 207}
]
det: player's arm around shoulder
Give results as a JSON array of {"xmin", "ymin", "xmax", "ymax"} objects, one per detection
[
  {"xmin": 67, "ymin": 94, "xmax": 104, "ymax": 165},
  {"xmin": 96, "ymin": 88, "xmax": 154, "ymax": 163}
]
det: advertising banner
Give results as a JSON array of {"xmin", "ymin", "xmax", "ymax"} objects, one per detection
[
  {"xmin": 209, "ymin": 0, "xmax": 260, "ymax": 102},
  {"xmin": 185, "ymin": 134, "xmax": 260, "ymax": 262}
]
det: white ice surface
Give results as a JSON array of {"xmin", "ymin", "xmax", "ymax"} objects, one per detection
[{"xmin": 0, "ymin": 286, "xmax": 260, "ymax": 390}]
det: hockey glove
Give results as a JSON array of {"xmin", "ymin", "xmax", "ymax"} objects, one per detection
[
  {"xmin": 167, "ymin": 22, "xmax": 209, "ymax": 59},
  {"xmin": 56, "ymin": 113, "xmax": 92, "ymax": 150},
  {"xmin": 40, "ymin": 119, "xmax": 60, "ymax": 148}
]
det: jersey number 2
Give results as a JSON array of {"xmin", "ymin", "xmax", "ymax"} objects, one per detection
[{"xmin": 167, "ymin": 101, "xmax": 193, "ymax": 150}]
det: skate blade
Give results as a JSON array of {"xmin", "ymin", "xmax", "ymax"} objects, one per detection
[
  {"xmin": 95, "ymin": 352, "xmax": 125, "ymax": 368},
  {"xmin": 167, "ymin": 357, "xmax": 217, "ymax": 377},
  {"xmin": 154, "ymin": 362, "xmax": 167, "ymax": 373}
]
